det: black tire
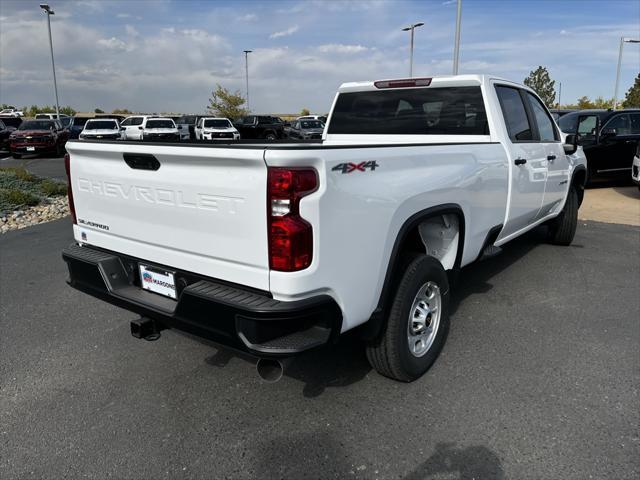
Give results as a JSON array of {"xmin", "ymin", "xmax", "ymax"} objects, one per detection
[
  {"xmin": 264, "ymin": 132, "xmax": 277, "ymax": 141},
  {"xmin": 366, "ymin": 255, "xmax": 450, "ymax": 382},
  {"xmin": 548, "ymin": 186, "xmax": 578, "ymax": 246},
  {"xmin": 11, "ymin": 153, "xmax": 21, "ymax": 159}
]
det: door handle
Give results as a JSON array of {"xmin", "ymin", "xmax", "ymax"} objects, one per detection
[
  {"xmin": 547, "ymin": 155, "xmax": 556, "ymax": 162},
  {"xmin": 514, "ymin": 158, "xmax": 527, "ymax": 166}
]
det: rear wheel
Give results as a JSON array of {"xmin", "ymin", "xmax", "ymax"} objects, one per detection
[
  {"xmin": 366, "ymin": 255, "xmax": 450, "ymax": 382},
  {"xmin": 548, "ymin": 186, "xmax": 578, "ymax": 246},
  {"xmin": 264, "ymin": 132, "xmax": 277, "ymax": 141}
]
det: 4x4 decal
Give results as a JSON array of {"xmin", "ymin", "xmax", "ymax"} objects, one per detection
[{"xmin": 332, "ymin": 161, "xmax": 379, "ymax": 174}]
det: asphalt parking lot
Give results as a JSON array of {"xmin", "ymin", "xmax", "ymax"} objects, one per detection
[{"xmin": 1, "ymin": 197, "xmax": 639, "ymax": 478}]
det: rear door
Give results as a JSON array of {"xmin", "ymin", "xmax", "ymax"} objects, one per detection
[
  {"xmin": 523, "ymin": 91, "xmax": 569, "ymax": 217},
  {"xmin": 598, "ymin": 113, "xmax": 639, "ymax": 174},
  {"xmin": 66, "ymin": 142, "xmax": 270, "ymax": 290},
  {"xmin": 122, "ymin": 116, "xmax": 144, "ymax": 140},
  {"xmin": 495, "ymin": 85, "xmax": 547, "ymax": 239}
]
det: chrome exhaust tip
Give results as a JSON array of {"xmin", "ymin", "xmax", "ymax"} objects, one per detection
[{"xmin": 256, "ymin": 358, "xmax": 285, "ymax": 383}]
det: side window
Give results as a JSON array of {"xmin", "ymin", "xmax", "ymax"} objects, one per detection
[
  {"xmin": 604, "ymin": 114, "xmax": 630, "ymax": 135},
  {"xmin": 577, "ymin": 115, "xmax": 598, "ymax": 137},
  {"xmin": 558, "ymin": 114, "xmax": 578, "ymax": 134},
  {"xmin": 131, "ymin": 117, "xmax": 144, "ymax": 126},
  {"xmin": 630, "ymin": 114, "xmax": 640, "ymax": 134},
  {"xmin": 525, "ymin": 92, "xmax": 558, "ymax": 141},
  {"xmin": 121, "ymin": 118, "xmax": 131, "ymax": 126},
  {"xmin": 495, "ymin": 86, "xmax": 532, "ymax": 141}
]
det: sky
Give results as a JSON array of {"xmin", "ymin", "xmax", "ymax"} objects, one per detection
[{"xmin": 0, "ymin": 0, "xmax": 639, "ymax": 114}]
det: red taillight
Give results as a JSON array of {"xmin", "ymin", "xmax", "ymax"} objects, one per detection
[
  {"xmin": 267, "ymin": 167, "xmax": 318, "ymax": 271},
  {"xmin": 64, "ymin": 153, "xmax": 77, "ymax": 224},
  {"xmin": 374, "ymin": 78, "xmax": 432, "ymax": 89}
]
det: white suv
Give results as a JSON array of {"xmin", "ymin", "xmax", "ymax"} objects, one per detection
[
  {"xmin": 194, "ymin": 117, "xmax": 240, "ymax": 141},
  {"xmin": 120, "ymin": 115, "xmax": 147, "ymax": 140}
]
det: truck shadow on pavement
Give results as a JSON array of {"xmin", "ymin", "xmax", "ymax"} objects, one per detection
[
  {"xmin": 254, "ymin": 433, "xmax": 503, "ymax": 480},
  {"xmin": 201, "ymin": 226, "xmax": 558, "ymax": 397},
  {"xmin": 403, "ymin": 442, "xmax": 505, "ymax": 480},
  {"xmin": 203, "ymin": 332, "xmax": 371, "ymax": 398}
]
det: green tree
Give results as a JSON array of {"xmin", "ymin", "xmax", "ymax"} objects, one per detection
[
  {"xmin": 622, "ymin": 73, "xmax": 640, "ymax": 108},
  {"xmin": 206, "ymin": 84, "xmax": 248, "ymax": 119},
  {"xmin": 523, "ymin": 66, "xmax": 556, "ymax": 107},
  {"xmin": 300, "ymin": 108, "xmax": 310, "ymax": 116},
  {"xmin": 112, "ymin": 108, "xmax": 132, "ymax": 114},
  {"xmin": 94, "ymin": 108, "xmax": 104, "ymax": 113}
]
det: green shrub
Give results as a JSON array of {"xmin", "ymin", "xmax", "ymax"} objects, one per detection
[
  {"xmin": 40, "ymin": 179, "xmax": 68, "ymax": 196},
  {"xmin": 0, "ymin": 167, "xmax": 35, "ymax": 182},
  {"xmin": 0, "ymin": 188, "xmax": 40, "ymax": 210}
]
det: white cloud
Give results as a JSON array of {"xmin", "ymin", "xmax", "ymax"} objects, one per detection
[
  {"xmin": 317, "ymin": 44, "xmax": 368, "ymax": 54},
  {"xmin": 269, "ymin": 25, "xmax": 299, "ymax": 39},
  {"xmin": 125, "ymin": 24, "xmax": 139, "ymax": 37},
  {"xmin": 116, "ymin": 13, "xmax": 130, "ymax": 18},
  {"xmin": 97, "ymin": 37, "xmax": 128, "ymax": 51},
  {"xmin": 442, "ymin": 0, "xmax": 456, "ymax": 5},
  {"xmin": 237, "ymin": 13, "xmax": 257, "ymax": 22}
]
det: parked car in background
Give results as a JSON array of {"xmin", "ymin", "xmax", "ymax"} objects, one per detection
[
  {"xmin": 286, "ymin": 119, "xmax": 325, "ymax": 139},
  {"xmin": 68, "ymin": 117, "xmax": 88, "ymax": 140},
  {"xmin": 0, "ymin": 119, "xmax": 18, "ymax": 150},
  {"xmin": 120, "ymin": 115, "xmax": 148, "ymax": 140},
  {"xmin": 632, "ymin": 143, "xmax": 640, "ymax": 190},
  {"xmin": 233, "ymin": 115, "xmax": 284, "ymax": 140},
  {"xmin": 194, "ymin": 117, "xmax": 240, "ymax": 141},
  {"xmin": 141, "ymin": 117, "xmax": 179, "ymax": 141},
  {"xmin": 558, "ymin": 109, "xmax": 640, "ymax": 183},
  {"xmin": 35, "ymin": 113, "xmax": 70, "ymax": 123},
  {"xmin": 0, "ymin": 106, "xmax": 23, "ymax": 117},
  {"xmin": 175, "ymin": 115, "xmax": 200, "ymax": 140},
  {"xmin": 549, "ymin": 109, "xmax": 576, "ymax": 122},
  {"xmin": 296, "ymin": 114, "xmax": 328, "ymax": 122},
  {"xmin": 9, "ymin": 119, "xmax": 69, "ymax": 158},
  {"xmin": 79, "ymin": 118, "xmax": 122, "ymax": 141}
]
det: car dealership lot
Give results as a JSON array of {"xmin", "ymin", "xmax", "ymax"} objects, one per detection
[{"xmin": 1, "ymin": 215, "xmax": 638, "ymax": 479}]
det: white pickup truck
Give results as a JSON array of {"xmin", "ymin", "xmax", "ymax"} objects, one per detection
[{"xmin": 62, "ymin": 75, "xmax": 587, "ymax": 382}]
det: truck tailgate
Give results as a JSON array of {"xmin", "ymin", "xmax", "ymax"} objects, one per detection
[{"xmin": 66, "ymin": 142, "xmax": 269, "ymax": 290}]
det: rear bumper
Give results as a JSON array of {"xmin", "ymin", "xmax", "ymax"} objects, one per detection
[{"xmin": 62, "ymin": 244, "xmax": 342, "ymax": 356}]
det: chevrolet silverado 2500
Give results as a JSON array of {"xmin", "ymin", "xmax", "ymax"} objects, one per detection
[{"xmin": 62, "ymin": 75, "xmax": 587, "ymax": 382}]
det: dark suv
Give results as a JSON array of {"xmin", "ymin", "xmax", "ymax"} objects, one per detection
[
  {"xmin": 233, "ymin": 115, "xmax": 284, "ymax": 140},
  {"xmin": 9, "ymin": 119, "xmax": 69, "ymax": 158},
  {"xmin": 558, "ymin": 109, "xmax": 640, "ymax": 183}
]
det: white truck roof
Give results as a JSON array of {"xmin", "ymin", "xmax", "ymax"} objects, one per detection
[{"xmin": 338, "ymin": 74, "xmax": 514, "ymax": 93}]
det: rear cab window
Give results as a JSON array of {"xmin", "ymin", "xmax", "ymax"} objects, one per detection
[{"xmin": 327, "ymin": 86, "xmax": 489, "ymax": 135}]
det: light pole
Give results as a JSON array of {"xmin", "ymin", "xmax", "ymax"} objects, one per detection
[
  {"xmin": 40, "ymin": 4, "xmax": 60, "ymax": 120},
  {"xmin": 402, "ymin": 22, "xmax": 424, "ymax": 77},
  {"xmin": 613, "ymin": 37, "xmax": 640, "ymax": 110},
  {"xmin": 452, "ymin": 0, "xmax": 462, "ymax": 75},
  {"xmin": 243, "ymin": 50, "xmax": 252, "ymax": 112}
]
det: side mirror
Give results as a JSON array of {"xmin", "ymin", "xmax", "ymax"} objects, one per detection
[
  {"xmin": 600, "ymin": 127, "xmax": 617, "ymax": 139},
  {"xmin": 563, "ymin": 134, "xmax": 578, "ymax": 155},
  {"xmin": 138, "ymin": 126, "xmax": 144, "ymax": 130}
]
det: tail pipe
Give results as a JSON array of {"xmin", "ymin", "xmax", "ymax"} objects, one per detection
[{"xmin": 256, "ymin": 357, "xmax": 293, "ymax": 383}]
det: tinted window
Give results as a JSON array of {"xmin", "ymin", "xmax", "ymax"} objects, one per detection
[
  {"xmin": 495, "ymin": 86, "xmax": 532, "ymax": 141},
  {"xmin": 120, "ymin": 118, "xmax": 131, "ymax": 126},
  {"xmin": 301, "ymin": 120, "xmax": 324, "ymax": 129},
  {"xmin": 242, "ymin": 116, "xmax": 256, "ymax": 124},
  {"xmin": 525, "ymin": 92, "xmax": 557, "ymax": 141},
  {"xmin": 146, "ymin": 119, "xmax": 174, "ymax": 128},
  {"xmin": 558, "ymin": 113, "xmax": 579, "ymax": 133},
  {"xmin": 85, "ymin": 120, "xmax": 117, "ymax": 130},
  {"xmin": 0, "ymin": 121, "xmax": 5, "ymax": 129},
  {"xmin": 604, "ymin": 114, "xmax": 631, "ymax": 135},
  {"xmin": 203, "ymin": 119, "xmax": 231, "ymax": 128},
  {"xmin": 328, "ymin": 86, "xmax": 488, "ymax": 135},
  {"xmin": 577, "ymin": 115, "xmax": 598, "ymax": 137},
  {"xmin": 35, "ymin": 114, "xmax": 51, "ymax": 119},
  {"xmin": 630, "ymin": 114, "xmax": 640, "ymax": 134},
  {"xmin": 130, "ymin": 117, "xmax": 144, "ymax": 126},
  {"xmin": 18, "ymin": 120, "xmax": 55, "ymax": 130}
]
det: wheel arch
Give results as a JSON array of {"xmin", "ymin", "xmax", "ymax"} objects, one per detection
[
  {"xmin": 571, "ymin": 165, "xmax": 587, "ymax": 206},
  {"xmin": 360, "ymin": 203, "xmax": 466, "ymax": 341}
]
